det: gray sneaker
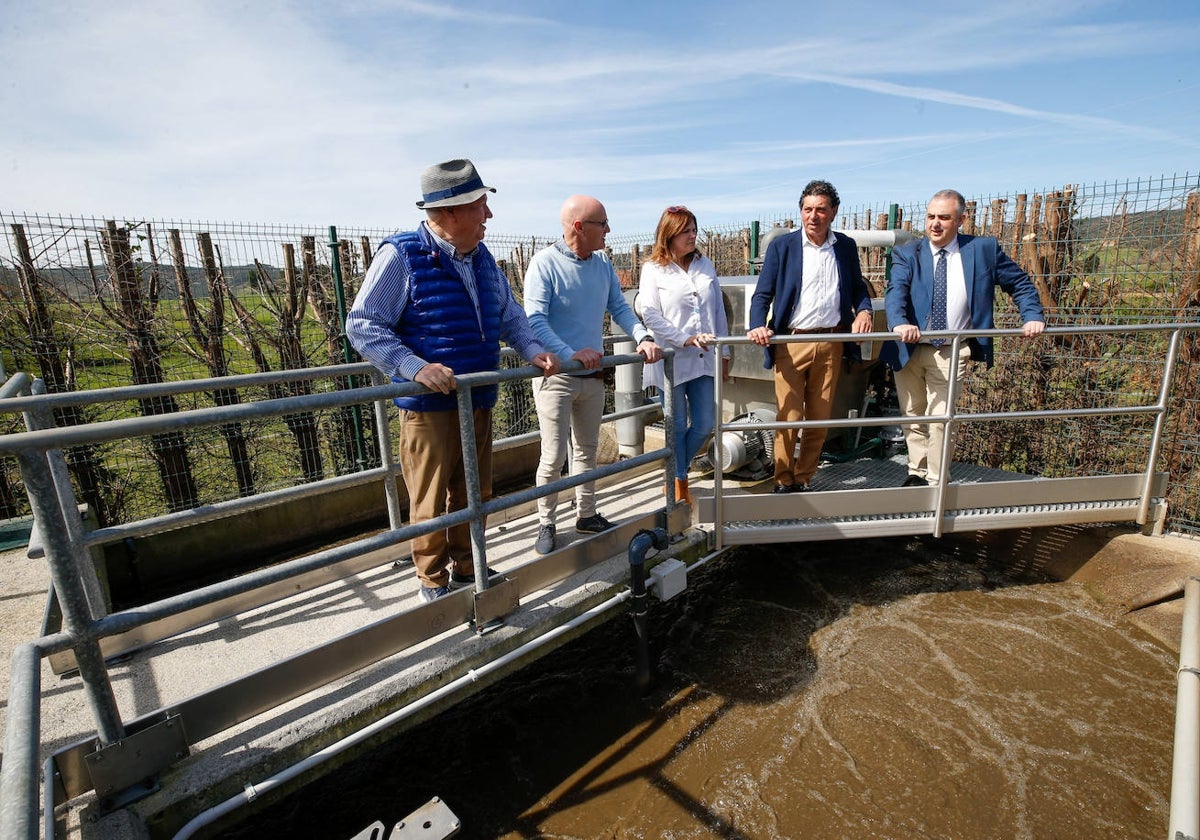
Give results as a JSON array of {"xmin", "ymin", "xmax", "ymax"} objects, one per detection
[
  {"xmin": 574, "ymin": 514, "xmax": 615, "ymax": 534},
  {"xmin": 534, "ymin": 523, "xmax": 556, "ymax": 555},
  {"xmin": 418, "ymin": 585, "xmax": 450, "ymax": 603}
]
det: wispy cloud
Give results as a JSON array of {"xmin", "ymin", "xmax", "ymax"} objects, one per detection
[{"xmin": 2, "ymin": 1, "xmax": 1196, "ymax": 235}]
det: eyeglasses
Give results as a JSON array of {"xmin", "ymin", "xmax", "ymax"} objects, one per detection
[
  {"xmin": 581, "ymin": 219, "xmax": 609, "ymax": 227},
  {"xmin": 666, "ymin": 205, "xmax": 689, "ymax": 213}
]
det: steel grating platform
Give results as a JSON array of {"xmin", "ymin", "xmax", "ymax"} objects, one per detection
[{"xmin": 695, "ymin": 452, "xmax": 1168, "ymax": 544}]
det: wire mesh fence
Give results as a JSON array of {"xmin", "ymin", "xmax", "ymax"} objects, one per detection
[{"xmin": 2, "ymin": 172, "xmax": 1199, "ymax": 533}]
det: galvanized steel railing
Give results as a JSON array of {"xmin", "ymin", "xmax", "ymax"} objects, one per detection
[
  {"xmin": 0, "ymin": 351, "xmax": 678, "ymax": 840},
  {"xmin": 709, "ymin": 323, "xmax": 1196, "ymax": 548}
]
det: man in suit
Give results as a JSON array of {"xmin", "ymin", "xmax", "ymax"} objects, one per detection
[
  {"xmin": 885, "ymin": 188, "xmax": 1045, "ymax": 487},
  {"xmin": 749, "ymin": 180, "xmax": 874, "ymax": 493}
]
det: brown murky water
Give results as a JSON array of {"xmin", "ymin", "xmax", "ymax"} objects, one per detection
[{"xmin": 228, "ymin": 536, "xmax": 1174, "ymax": 839}]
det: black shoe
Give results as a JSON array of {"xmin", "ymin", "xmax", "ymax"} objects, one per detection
[
  {"xmin": 901, "ymin": 474, "xmax": 928, "ymax": 487},
  {"xmin": 575, "ymin": 514, "xmax": 615, "ymax": 534},
  {"xmin": 773, "ymin": 483, "xmax": 809, "ymax": 494},
  {"xmin": 448, "ymin": 566, "xmax": 498, "ymax": 590},
  {"xmin": 534, "ymin": 524, "xmax": 556, "ymax": 555}
]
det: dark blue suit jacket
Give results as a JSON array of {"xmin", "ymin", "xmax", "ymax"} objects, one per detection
[
  {"xmin": 749, "ymin": 230, "xmax": 873, "ymax": 369},
  {"xmin": 884, "ymin": 234, "xmax": 1044, "ymax": 369}
]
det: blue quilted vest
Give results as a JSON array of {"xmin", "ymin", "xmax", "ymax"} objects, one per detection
[{"xmin": 382, "ymin": 230, "xmax": 502, "ymax": 412}]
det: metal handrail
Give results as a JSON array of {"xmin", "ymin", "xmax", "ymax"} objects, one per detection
[
  {"xmin": 0, "ymin": 350, "xmax": 677, "ymax": 840},
  {"xmin": 710, "ymin": 322, "xmax": 1196, "ymax": 548}
]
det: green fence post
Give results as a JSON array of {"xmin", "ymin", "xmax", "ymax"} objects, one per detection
[
  {"xmin": 884, "ymin": 204, "xmax": 899, "ymax": 291},
  {"xmin": 329, "ymin": 226, "xmax": 369, "ymax": 470},
  {"xmin": 749, "ymin": 220, "xmax": 760, "ymax": 275}
]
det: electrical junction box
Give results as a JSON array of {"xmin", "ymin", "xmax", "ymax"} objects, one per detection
[{"xmin": 650, "ymin": 558, "xmax": 687, "ymax": 601}]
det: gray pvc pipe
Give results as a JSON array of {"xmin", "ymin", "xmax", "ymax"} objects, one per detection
[{"xmin": 1169, "ymin": 576, "xmax": 1200, "ymax": 840}]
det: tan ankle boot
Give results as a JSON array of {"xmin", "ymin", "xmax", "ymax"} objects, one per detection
[{"xmin": 674, "ymin": 477, "xmax": 692, "ymax": 504}]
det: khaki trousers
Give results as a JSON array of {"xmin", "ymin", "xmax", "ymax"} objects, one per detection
[
  {"xmin": 894, "ymin": 343, "xmax": 972, "ymax": 485},
  {"xmin": 772, "ymin": 340, "xmax": 840, "ymax": 486},
  {"xmin": 398, "ymin": 407, "xmax": 493, "ymax": 587}
]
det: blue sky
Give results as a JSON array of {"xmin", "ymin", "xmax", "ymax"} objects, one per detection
[{"xmin": 2, "ymin": 0, "xmax": 1198, "ymax": 238}]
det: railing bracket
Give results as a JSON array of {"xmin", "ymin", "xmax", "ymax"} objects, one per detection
[{"xmin": 86, "ymin": 713, "xmax": 189, "ymax": 813}]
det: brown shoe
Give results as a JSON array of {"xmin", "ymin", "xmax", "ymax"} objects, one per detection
[{"xmin": 674, "ymin": 477, "xmax": 692, "ymax": 504}]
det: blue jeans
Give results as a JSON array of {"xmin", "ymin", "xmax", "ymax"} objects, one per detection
[{"xmin": 669, "ymin": 375, "xmax": 715, "ymax": 479}]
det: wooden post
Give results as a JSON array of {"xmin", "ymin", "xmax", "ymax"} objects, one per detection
[
  {"xmin": 989, "ymin": 198, "xmax": 1007, "ymax": 239},
  {"xmin": 1177, "ymin": 191, "xmax": 1200, "ymax": 310},
  {"xmin": 1012, "ymin": 194, "xmax": 1029, "ymax": 270}
]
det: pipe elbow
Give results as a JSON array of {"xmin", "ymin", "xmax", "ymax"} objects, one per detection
[{"xmin": 628, "ymin": 528, "xmax": 670, "ymax": 566}]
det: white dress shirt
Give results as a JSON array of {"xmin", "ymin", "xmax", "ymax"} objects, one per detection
[
  {"xmin": 788, "ymin": 229, "xmax": 842, "ymax": 330},
  {"xmin": 637, "ymin": 253, "xmax": 729, "ymax": 388},
  {"xmin": 928, "ymin": 238, "xmax": 970, "ymax": 341}
]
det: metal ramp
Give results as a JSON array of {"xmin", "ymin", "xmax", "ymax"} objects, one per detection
[{"xmin": 698, "ymin": 456, "xmax": 1169, "ymax": 546}]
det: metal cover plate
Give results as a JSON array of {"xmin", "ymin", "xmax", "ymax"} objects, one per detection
[
  {"xmin": 389, "ymin": 796, "xmax": 461, "ymax": 839},
  {"xmin": 472, "ymin": 575, "xmax": 518, "ymax": 631},
  {"xmin": 85, "ymin": 714, "xmax": 189, "ymax": 805}
]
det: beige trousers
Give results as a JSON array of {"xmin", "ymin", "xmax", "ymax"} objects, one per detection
[
  {"xmin": 894, "ymin": 343, "xmax": 972, "ymax": 485},
  {"xmin": 532, "ymin": 374, "xmax": 606, "ymax": 524}
]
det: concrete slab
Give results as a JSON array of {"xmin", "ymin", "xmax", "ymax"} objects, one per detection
[{"xmin": 3, "ymin": 467, "xmax": 705, "ymax": 839}]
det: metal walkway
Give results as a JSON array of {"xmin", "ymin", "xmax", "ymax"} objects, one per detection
[{"xmin": 700, "ymin": 453, "xmax": 1168, "ymax": 545}]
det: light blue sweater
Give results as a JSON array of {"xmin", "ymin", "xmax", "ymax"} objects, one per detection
[{"xmin": 523, "ymin": 241, "xmax": 650, "ymax": 361}]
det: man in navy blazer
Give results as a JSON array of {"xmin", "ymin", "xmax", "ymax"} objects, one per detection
[
  {"xmin": 885, "ymin": 188, "xmax": 1045, "ymax": 487},
  {"xmin": 749, "ymin": 180, "xmax": 874, "ymax": 493}
]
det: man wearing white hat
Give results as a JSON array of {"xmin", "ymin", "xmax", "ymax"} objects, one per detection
[{"xmin": 348, "ymin": 159, "xmax": 560, "ymax": 602}]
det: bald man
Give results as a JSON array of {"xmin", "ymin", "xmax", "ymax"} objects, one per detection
[{"xmin": 523, "ymin": 195, "xmax": 662, "ymax": 554}]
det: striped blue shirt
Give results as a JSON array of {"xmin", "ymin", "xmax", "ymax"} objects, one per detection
[{"xmin": 346, "ymin": 222, "xmax": 544, "ymax": 382}]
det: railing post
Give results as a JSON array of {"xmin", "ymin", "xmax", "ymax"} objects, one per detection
[
  {"xmin": 15, "ymin": 445, "xmax": 123, "ymax": 744},
  {"xmin": 712, "ymin": 339, "xmax": 727, "ymax": 550},
  {"xmin": 1143, "ymin": 328, "xmax": 1183, "ymax": 529},
  {"xmin": 456, "ymin": 385, "xmax": 490, "ymax": 591},
  {"xmin": 931, "ymin": 335, "xmax": 967, "ymax": 538},
  {"xmin": 0, "ymin": 644, "xmax": 41, "ymax": 840},
  {"xmin": 662, "ymin": 349, "xmax": 678, "ymax": 510},
  {"xmin": 28, "ymin": 380, "xmax": 108, "ymax": 616},
  {"xmin": 367, "ymin": 368, "xmax": 405, "ymax": 531}
]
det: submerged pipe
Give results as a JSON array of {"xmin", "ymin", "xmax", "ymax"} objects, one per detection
[{"xmin": 629, "ymin": 528, "xmax": 669, "ymax": 694}]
